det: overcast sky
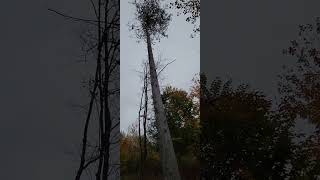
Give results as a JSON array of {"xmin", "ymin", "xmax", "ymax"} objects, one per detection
[
  {"xmin": 202, "ymin": 0, "xmax": 320, "ymax": 96},
  {"xmin": 0, "ymin": 0, "xmax": 101, "ymax": 179},
  {"xmin": 120, "ymin": 0, "xmax": 200, "ymax": 132},
  {"xmin": 202, "ymin": 0, "xmax": 320, "ymax": 135}
]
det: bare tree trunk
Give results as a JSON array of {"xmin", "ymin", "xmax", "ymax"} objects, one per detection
[
  {"xmin": 95, "ymin": 1, "xmax": 104, "ymax": 180},
  {"xmin": 75, "ymin": 0, "xmax": 103, "ymax": 178},
  {"xmin": 75, "ymin": 60, "xmax": 100, "ymax": 180},
  {"xmin": 145, "ymin": 31, "xmax": 181, "ymax": 180},
  {"xmin": 96, "ymin": 68, "xmax": 105, "ymax": 180},
  {"xmin": 138, "ymin": 73, "xmax": 145, "ymax": 180},
  {"xmin": 143, "ymin": 64, "xmax": 148, "ymax": 162},
  {"xmin": 96, "ymin": 36, "xmax": 105, "ymax": 180},
  {"xmin": 138, "ymin": 108, "xmax": 143, "ymax": 180},
  {"xmin": 138, "ymin": 64, "xmax": 148, "ymax": 180},
  {"xmin": 50, "ymin": 0, "xmax": 119, "ymax": 179},
  {"xmin": 102, "ymin": 1, "xmax": 112, "ymax": 179}
]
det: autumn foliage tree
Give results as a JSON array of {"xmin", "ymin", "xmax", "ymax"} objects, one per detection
[
  {"xmin": 149, "ymin": 86, "xmax": 199, "ymax": 161},
  {"xmin": 121, "ymin": 75, "xmax": 200, "ymax": 179},
  {"xmin": 162, "ymin": 86, "xmax": 199, "ymax": 159}
]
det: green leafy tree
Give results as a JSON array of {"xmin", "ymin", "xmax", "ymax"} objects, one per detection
[
  {"xmin": 148, "ymin": 84, "xmax": 200, "ymax": 179},
  {"xmin": 155, "ymin": 86, "xmax": 200, "ymax": 160},
  {"xmin": 199, "ymin": 75, "xmax": 293, "ymax": 179}
]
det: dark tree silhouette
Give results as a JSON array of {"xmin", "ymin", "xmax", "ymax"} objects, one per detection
[
  {"xmin": 49, "ymin": 0, "xmax": 119, "ymax": 179},
  {"xmin": 200, "ymin": 74, "xmax": 294, "ymax": 179},
  {"xmin": 278, "ymin": 17, "xmax": 320, "ymax": 178},
  {"xmin": 280, "ymin": 17, "xmax": 320, "ymax": 127}
]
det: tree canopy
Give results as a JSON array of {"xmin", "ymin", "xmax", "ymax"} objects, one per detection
[
  {"xmin": 132, "ymin": 0, "xmax": 172, "ymax": 42},
  {"xmin": 199, "ymin": 75, "xmax": 294, "ymax": 179},
  {"xmin": 280, "ymin": 17, "xmax": 320, "ymax": 127},
  {"xmin": 170, "ymin": 0, "xmax": 200, "ymax": 34}
]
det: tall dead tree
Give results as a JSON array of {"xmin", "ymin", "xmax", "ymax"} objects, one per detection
[
  {"xmin": 137, "ymin": 62, "xmax": 149, "ymax": 179},
  {"xmin": 142, "ymin": 63, "xmax": 148, "ymax": 163},
  {"xmin": 137, "ymin": 66, "xmax": 146, "ymax": 179},
  {"xmin": 131, "ymin": 0, "xmax": 181, "ymax": 179},
  {"xmin": 49, "ymin": 0, "xmax": 120, "ymax": 179}
]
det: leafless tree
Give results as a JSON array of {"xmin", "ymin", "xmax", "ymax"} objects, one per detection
[{"xmin": 49, "ymin": 0, "xmax": 119, "ymax": 179}]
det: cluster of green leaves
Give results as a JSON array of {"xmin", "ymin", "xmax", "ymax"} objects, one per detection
[
  {"xmin": 147, "ymin": 85, "xmax": 200, "ymax": 178},
  {"xmin": 132, "ymin": 0, "xmax": 172, "ymax": 42},
  {"xmin": 161, "ymin": 86, "xmax": 199, "ymax": 160},
  {"xmin": 170, "ymin": 0, "xmax": 200, "ymax": 33}
]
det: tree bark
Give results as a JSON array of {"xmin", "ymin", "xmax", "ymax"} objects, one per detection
[
  {"xmin": 138, "ymin": 73, "xmax": 145, "ymax": 180},
  {"xmin": 102, "ymin": 1, "xmax": 112, "ymax": 179},
  {"xmin": 143, "ymin": 65, "xmax": 148, "ymax": 162},
  {"xmin": 95, "ymin": 1, "xmax": 104, "ymax": 180},
  {"xmin": 75, "ymin": 0, "xmax": 103, "ymax": 178},
  {"xmin": 145, "ymin": 31, "xmax": 181, "ymax": 180}
]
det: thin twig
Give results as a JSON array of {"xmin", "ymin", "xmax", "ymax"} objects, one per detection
[
  {"xmin": 157, "ymin": 59, "xmax": 176, "ymax": 76},
  {"xmin": 48, "ymin": 8, "xmax": 105, "ymax": 24}
]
